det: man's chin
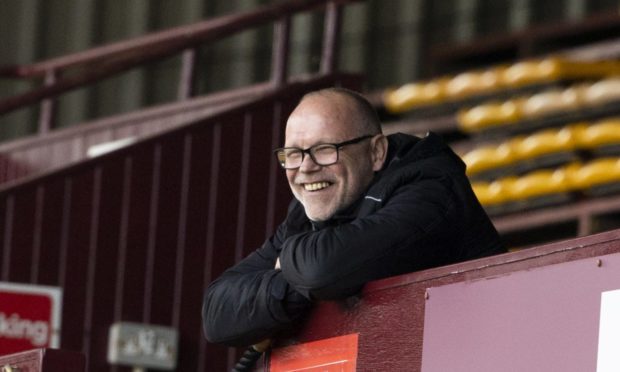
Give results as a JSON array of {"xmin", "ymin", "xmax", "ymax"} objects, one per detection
[
  {"xmin": 304, "ymin": 206, "xmax": 335, "ymax": 222},
  {"xmin": 306, "ymin": 213, "xmax": 332, "ymax": 222}
]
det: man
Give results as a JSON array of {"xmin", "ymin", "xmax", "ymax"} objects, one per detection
[{"xmin": 202, "ymin": 87, "xmax": 505, "ymax": 347}]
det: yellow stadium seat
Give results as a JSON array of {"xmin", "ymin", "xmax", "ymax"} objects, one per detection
[
  {"xmin": 561, "ymin": 162, "xmax": 583, "ymax": 188},
  {"xmin": 383, "ymin": 79, "xmax": 447, "ymax": 113},
  {"xmin": 382, "ymin": 58, "xmax": 620, "ymax": 114},
  {"xmin": 462, "ymin": 141, "xmax": 516, "ymax": 176},
  {"xmin": 557, "ymin": 59, "xmax": 620, "ymax": 79},
  {"xmin": 572, "ymin": 158, "xmax": 620, "ymax": 189},
  {"xmin": 579, "ymin": 119, "xmax": 620, "ymax": 149},
  {"xmin": 501, "ymin": 57, "xmax": 620, "ymax": 88},
  {"xmin": 520, "ymin": 86, "xmax": 584, "ymax": 117},
  {"xmin": 515, "ymin": 126, "xmax": 577, "ymax": 160},
  {"xmin": 566, "ymin": 122, "xmax": 589, "ymax": 148},
  {"xmin": 472, "ymin": 180, "xmax": 510, "ymax": 206},
  {"xmin": 501, "ymin": 58, "xmax": 563, "ymax": 87},
  {"xmin": 445, "ymin": 67, "xmax": 504, "ymax": 98},
  {"xmin": 507, "ymin": 167, "xmax": 571, "ymax": 201},
  {"xmin": 457, "ymin": 99, "xmax": 523, "ymax": 132},
  {"xmin": 583, "ymin": 77, "xmax": 620, "ymax": 105}
]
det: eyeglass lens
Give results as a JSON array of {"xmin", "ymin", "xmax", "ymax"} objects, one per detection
[{"xmin": 279, "ymin": 144, "xmax": 338, "ymax": 169}]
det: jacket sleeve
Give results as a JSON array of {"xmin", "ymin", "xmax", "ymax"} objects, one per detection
[
  {"xmin": 202, "ymin": 223, "xmax": 311, "ymax": 347},
  {"xmin": 279, "ymin": 177, "xmax": 458, "ymax": 300}
]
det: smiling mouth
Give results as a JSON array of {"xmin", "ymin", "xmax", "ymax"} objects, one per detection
[{"xmin": 303, "ymin": 181, "xmax": 331, "ymax": 191}]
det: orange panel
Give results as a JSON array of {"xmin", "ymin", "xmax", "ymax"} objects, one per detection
[{"xmin": 270, "ymin": 333, "xmax": 358, "ymax": 372}]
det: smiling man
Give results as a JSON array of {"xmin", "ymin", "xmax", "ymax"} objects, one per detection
[
  {"xmin": 281, "ymin": 90, "xmax": 386, "ymax": 222},
  {"xmin": 202, "ymin": 88, "xmax": 505, "ymax": 347}
]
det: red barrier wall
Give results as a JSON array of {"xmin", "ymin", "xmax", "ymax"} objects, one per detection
[
  {"xmin": 0, "ymin": 74, "xmax": 362, "ymax": 372},
  {"xmin": 272, "ymin": 228, "xmax": 620, "ymax": 371}
]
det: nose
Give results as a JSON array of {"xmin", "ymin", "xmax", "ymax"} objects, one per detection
[{"xmin": 298, "ymin": 152, "xmax": 321, "ymax": 172}]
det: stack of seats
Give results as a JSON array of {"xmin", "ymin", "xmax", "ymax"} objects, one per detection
[
  {"xmin": 463, "ymin": 118, "xmax": 620, "ymax": 214},
  {"xmin": 472, "ymin": 158, "xmax": 620, "ymax": 214},
  {"xmin": 463, "ymin": 119, "xmax": 620, "ymax": 180},
  {"xmin": 457, "ymin": 76, "xmax": 620, "ymax": 133},
  {"xmin": 382, "ymin": 56, "xmax": 620, "ymax": 216},
  {"xmin": 383, "ymin": 57, "xmax": 620, "ymax": 115}
]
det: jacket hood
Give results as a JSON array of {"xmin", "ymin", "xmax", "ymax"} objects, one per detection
[
  {"xmin": 305, "ymin": 132, "xmax": 465, "ymax": 228},
  {"xmin": 383, "ymin": 132, "xmax": 464, "ymax": 174}
]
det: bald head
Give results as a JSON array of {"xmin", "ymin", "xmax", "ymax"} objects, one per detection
[{"xmin": 298, "ymin": 87, "xmax": 383, "ymax": 137}]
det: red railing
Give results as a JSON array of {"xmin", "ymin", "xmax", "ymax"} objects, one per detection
[
  {"xmin": 0, "ymin": 0, "xmax": 362, "ymax": 187},
  {"xmin": 0, "ymin": 0, "xmax": 360, "ymax": 134}
]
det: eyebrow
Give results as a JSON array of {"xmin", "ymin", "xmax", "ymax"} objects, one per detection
[
  {"xmin": 284, "ymin": 136, "xmax": 353, "ymax": 148},
  {"xmin": 284, "ymin": 140, "xmax": 326, "ymax": 149}
]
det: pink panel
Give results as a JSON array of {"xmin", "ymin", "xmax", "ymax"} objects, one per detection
[{"xmin": 422, "ymin": 252, "xmax": 620, "ymax": 372}]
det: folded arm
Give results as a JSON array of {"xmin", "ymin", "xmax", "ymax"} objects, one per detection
[
  {"xmin": 202, "ymin": 227, "xmax": 311, "ymax": 347},
  {"xmin": 279, "ymin": 178, "xmax": 458, "ymax": 300}
]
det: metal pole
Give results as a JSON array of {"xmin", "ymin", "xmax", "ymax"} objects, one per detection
[
  {"xmin": 320, "ymin": 2, "xmax": 343, "ymax": 74},
  {"xmin": 178, "ymin": 48, "xmax": 197, "ymax": 100},
  {"xmin": 38, "ymin": 69, "xmax": 57, "ymax": 134},
  {"xmin": 271, "ymin": 16, "xmax": 291, "ymax": 87}
]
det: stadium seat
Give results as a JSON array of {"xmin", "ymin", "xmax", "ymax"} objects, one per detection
[
  {"xmin": 457, "ymin": 99, "xmax": 523, "ymax": 132},
  {"xmin": 463, "ymin": 140, "xmax": 517, "ymax": 176},
  {"xmin": 514, "ymin": 126, "xmax": 577, "ymax": 160},
  {"xmin": 472, "ymin": 179, "xmax": 510, "ymax": 206},
  {"xmin": 520, "ymin": 86, "xmax": 584, "ymax": 117},
  {"xmin": 383, "ymin": 79, "xmax": 447, "ymax": 112},
  {"xmin": 507, "ymin": 167, "xmax": 572, "ymax": 201},
  {"xmin": 579, "ymin": 119, "xmax": 620, "ymax": 149},
  {"xmin": 571, "ymin": 157, "xmax": 620, "ymax": 190},
  {"xmin": 445, "ymin": 67, "xmax": 504, "ymax": 99},
  {"xmin": 501, "ymin": 57, "xmax": 620, "ymax": 87},
  {"xmin": 582, "ymin": 76, "xmax": 620, "ymax": 105}
]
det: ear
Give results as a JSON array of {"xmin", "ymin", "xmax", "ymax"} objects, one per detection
[{"xmin": 370, "ymin": 134, "xmax": 388, "ymax": 171}]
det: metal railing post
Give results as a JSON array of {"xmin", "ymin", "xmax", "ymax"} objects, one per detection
[
  {"xmin": 38, "ymin": 70, "xmax": 57, "ymax": 134},
  {"xmin": 178, "ymin": 48, "xmax": 197, "ymax": 100},
  {"xmin": 320, "ymin": 2, "xmax": 343, "ymax": 74},
  {"xmin": 271, "ymin": 16, "xmax": 291, "ymax": 88}
]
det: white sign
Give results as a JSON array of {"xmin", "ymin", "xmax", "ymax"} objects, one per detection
[
  {"xmin": 108, "ymin": 322, "xmax": 178, "ymax": 370},
  {"xmin": 597, "ymin": 289, "xmax": 620, "ymax": 372}
]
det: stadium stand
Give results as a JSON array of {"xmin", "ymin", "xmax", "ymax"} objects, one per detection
[
  {"xmin": 456, "ymin": 76, "xmax": 620, "ymax": 133},
  {"xmin": 3, "ymin": 2, "xmax": 620, "ymax": 371},
  {"xmin": 384, "ymin": 57, "xmax": 620, "ymax": 115}
]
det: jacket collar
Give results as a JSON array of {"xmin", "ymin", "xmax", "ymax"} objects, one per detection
[{"xmin": 308, "ymin": 132, "xmax": 454, "ymax": 229}]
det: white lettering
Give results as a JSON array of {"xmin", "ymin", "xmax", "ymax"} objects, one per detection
[
  {"xmin": 120, "ymin": 330, "xmax": 173, "ymax": 360},
  {"xmin": 0, "ymin": 312, "xmax": 49, "ymax": 346}
]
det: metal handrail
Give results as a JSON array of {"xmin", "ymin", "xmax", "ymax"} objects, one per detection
[{"xmin": 0, "ymin": 0, "xmax": 360, "ymax": 133}]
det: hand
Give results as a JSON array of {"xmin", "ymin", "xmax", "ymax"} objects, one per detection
[{"xmin": 252, "ymin": 338, "xmax": 272, "ymax": 352}]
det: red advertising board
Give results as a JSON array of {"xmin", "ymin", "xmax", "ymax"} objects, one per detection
[{"xmin": 0, "ymin": 282, "xmax": 62, "ymax": 356}]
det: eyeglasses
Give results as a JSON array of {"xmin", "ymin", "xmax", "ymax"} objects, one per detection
[{"xmin": 274, "ymin": 135, "xmax": 374, "ymax": 170}]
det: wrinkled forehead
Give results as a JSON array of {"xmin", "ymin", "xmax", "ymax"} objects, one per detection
[{"xmin": 285, "ymin": 94, "xmax": 361, "ymax": 145}]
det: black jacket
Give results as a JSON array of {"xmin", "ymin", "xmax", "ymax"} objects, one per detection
[{"xmin": 202, "ymin": 132, "xmax": 505, "ymax": 346}]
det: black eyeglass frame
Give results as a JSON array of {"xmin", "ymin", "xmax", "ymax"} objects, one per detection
[{"xmin": 273, "ymin": 134, "xmax": 375, "ymax": 170}]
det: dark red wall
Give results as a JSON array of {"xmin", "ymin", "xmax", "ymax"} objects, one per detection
[{"xmin": 0, "ymin": 74, "xmax": 361, "ymax": 372}]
